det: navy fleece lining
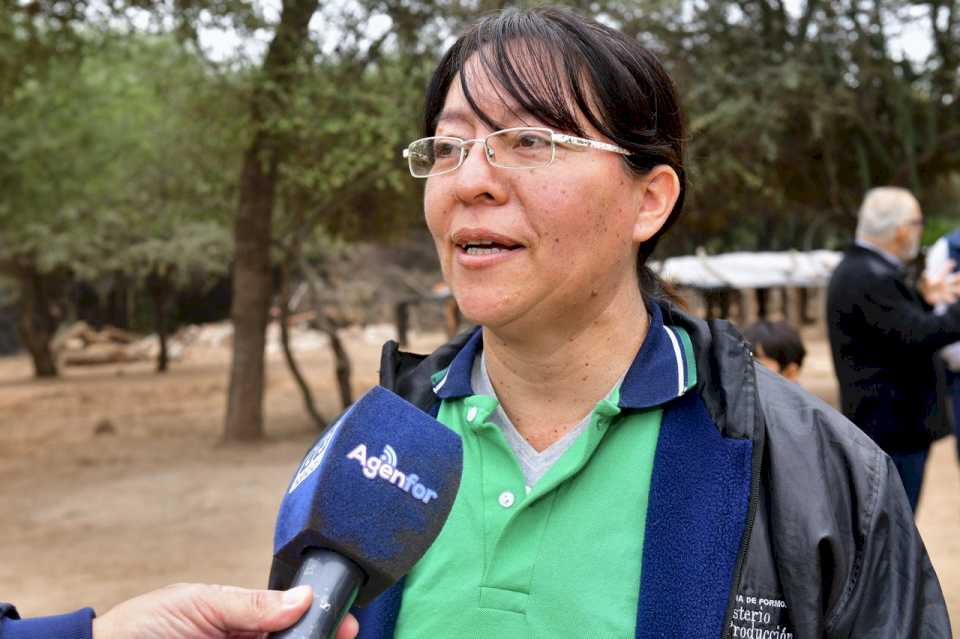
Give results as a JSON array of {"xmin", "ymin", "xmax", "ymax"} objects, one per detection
[
  {"xmin": 354, "ymin": 579, "xmax": 404, "ymax": 639},
  {"xmin": 635, "ymin": 391, "xmax": 753, "ymax": 638}
]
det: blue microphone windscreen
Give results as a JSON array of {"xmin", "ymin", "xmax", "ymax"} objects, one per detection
[{"xmin": 270, "ymin": 385, "xmax": 462, "ymax": 605}]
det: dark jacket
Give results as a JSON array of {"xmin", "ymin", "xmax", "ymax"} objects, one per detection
[
  {"xmin": 354, "ymin": 302, "xmax": 951, "ymax": 638},
  {"xmin": 826, "ymin": 243, "xmax": 960, "ymax": 452}
]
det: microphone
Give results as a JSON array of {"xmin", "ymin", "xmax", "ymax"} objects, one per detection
[{"xmin": 267, "ymin": 385, "xmax": 463, "ymax": 639}]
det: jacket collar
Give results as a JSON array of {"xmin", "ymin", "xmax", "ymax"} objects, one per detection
[
  {"xmin": 429, "ymin": 304, "xmax": 696, "ymax": 410},
  {"xmin": 853, "ymin": 239, "xmax": 903, "ymax": 269}
]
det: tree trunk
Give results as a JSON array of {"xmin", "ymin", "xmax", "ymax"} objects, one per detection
[
  {"xmin": 224, "ymin": 138, "xmax": 275, "ymax": 441},
  {"xmin": 278, "ymin": 261, "xmax": 327, "ymax": 429},
  {"xmin": 157, "ymin": 320, "xmax": 169, "ymax": 372},
  {"xmin": 326, "ymin": 324, "xmax": 353, "ymax": 410},
  {"xmin": 148, "ymin": 272, "xmax": 174, "ymax": 373},
  {"xmin": 394, "ymin": 301, "xmax": 410, "ymax": 348},
  {"xmin": 14, "ymin": 265, "xmax": 61, "ymax": 378},
  {"xmin": 299, "ymin": 256, "xmax": 354, "ymax": 411},
  {"xmin": 223, "ymin": 0, "xmax": 320, "ymax": 442}
]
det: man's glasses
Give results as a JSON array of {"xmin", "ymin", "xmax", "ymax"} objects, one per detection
[{"xmin": 402, "ymin": 127, "xmax": 631, "ymax": 178}]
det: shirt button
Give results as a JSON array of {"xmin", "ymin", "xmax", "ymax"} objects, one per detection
[
  {"xmin": 498, "ymin": 491, "xmax": 515, "ymax": 508},
  {"xmin": 466, "ymin": 406, "xmax": 479, "ymax": 423}
]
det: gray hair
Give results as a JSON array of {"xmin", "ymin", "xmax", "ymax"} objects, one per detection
[{"xmin": 855, "ymin": 187, "xmax": 920, "ymax": 242}]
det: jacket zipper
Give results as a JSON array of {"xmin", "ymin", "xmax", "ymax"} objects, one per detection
[{"xmin": 721, "ymin": 347, "xmax": 765, "ymax": 639}]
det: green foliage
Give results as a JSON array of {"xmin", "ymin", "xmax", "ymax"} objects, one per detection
[
  {"xmin": 273, "ymin": 51, "xmax": 431, "ymax": 249},
  {"xmin": 0, "ymin": 30, "xmax": 112, "ymax": 277},
  {"xmin": 922, "ymin": 174, "xmax": 960, "ymax": 246},
  {"xmin": 89, "ymin": 37, "xmax": 242, "ymax": 287},
  {"xmin": 0, "ymin": 30, "xmax": 240, "ymax": 296},
  {"xmin": 636, "ymin": 0, "xmax": 960, "ymax": 254},
  {"xmin": 4, "ymin": 0, "xmax": 959, "ymax": 296}
]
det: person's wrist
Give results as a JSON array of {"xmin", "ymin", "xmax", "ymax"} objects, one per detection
[{"xmin": 91, "ymin": 614, "xmax": 113, "ymax": 639}]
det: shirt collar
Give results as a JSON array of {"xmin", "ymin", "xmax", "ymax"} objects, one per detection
[
  {"xmin": 431, "ymin": 304, "xmax": 697, "ymax": 409},
  {"xmin": 431, "ymin": 326, "xmax": 483, "ymax": 398},
  {"xmin": 618, "ymin": 303, "xmax": 698, "ymax": 409}
]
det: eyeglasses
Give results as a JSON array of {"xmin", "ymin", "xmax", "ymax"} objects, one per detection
[{"xmin": 402, "ymin": 127, "xmax": 631, "ymax": 178}]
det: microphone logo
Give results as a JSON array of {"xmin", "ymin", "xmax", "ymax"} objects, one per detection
[
  {"xmin": 288, "ymin": 420, "xmax": 341, "ymax": 494},
  {"xmin": 381, "ymin": 445, "xmax": 398, "ymax": 467},
  {"xmin": 346, "ymin": 443, "xmax": 439, "ymax": 504}
]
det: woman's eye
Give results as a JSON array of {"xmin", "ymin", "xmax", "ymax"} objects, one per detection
[
  {"xmin": 516, "ymin": 133, "xmax": 550, "ymax": 148},
  {"xmin": 434, "ymin": 141, "xmax": 457, "ymax": 158}
]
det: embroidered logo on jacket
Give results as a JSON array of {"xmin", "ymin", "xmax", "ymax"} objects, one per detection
[{"xmin": 729, "ymin": 593, "xmax": 793, "ymax": 639}]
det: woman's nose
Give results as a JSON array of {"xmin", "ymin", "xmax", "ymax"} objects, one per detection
[{"xmin": 454, "ymin": 141, "xmax": 506, "ymax": 205}]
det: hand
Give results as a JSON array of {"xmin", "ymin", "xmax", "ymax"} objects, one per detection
[
  {"xmin": 920, "ymin": 259, "xmax": 960, "ymax": 306},
  {"xmin": 92, "ymin": 583, "xmax": 360, "ymax": 639}
]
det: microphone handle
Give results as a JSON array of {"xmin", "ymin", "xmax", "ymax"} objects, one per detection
[{"xmin": 268, "ymin": 548, "xmax": 365, "ymax": 639}]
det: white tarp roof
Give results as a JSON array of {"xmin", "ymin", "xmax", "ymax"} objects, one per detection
[{"xmin": 652, "ymin": 250, "xmax": 843, "ymax": 290}]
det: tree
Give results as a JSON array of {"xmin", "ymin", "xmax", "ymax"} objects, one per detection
[
  {"xmin": 96, "ymin": 37, "xmax": 241, "ymax": 372},
  {"xmin": 263, "ymin": 1, "xmax": 453, "ymax": 430},
  {"xmin": 223, "ymin": 0, "xmax": 442, "ymax": 438},
  {"xmin": 613, "ymin": 0, "xmax": 960, "ymax": 254},
  {"xmin": 0, "ymin": 30, "xmax": 239, "ymax": 376},
  {"xmin": 224, "ymin": 0, "xmax": 321, "ymax": 441},
  {"xmin": 0, "ymin": 26, "xmax": 121, "ymax": 376}
]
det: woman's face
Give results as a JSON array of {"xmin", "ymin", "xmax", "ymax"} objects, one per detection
[{"xmin": 424, "ymin": 69, "xmax": 655, "ymax": 333}]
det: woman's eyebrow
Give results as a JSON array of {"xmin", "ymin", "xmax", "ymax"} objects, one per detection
[
  {"xmin": 435, "ymin": 110, "xmax": 474, "ymax": 128},
  {"xmin": 437, "ymin": 108, "xmax": 542, "ymax": 131}
]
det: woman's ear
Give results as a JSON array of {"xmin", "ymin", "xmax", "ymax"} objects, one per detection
[{"xmin": 633, "ymin": 165, "xmax": 680, "ymax": 244}]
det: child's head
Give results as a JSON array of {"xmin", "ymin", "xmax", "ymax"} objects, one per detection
[{"xmin": 743, "ymin": 320, "xmax": 806, "ymax": 381}]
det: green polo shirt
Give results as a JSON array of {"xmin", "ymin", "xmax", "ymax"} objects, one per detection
[{"xmin": 395, "ymin": 314, "xmax": 697, "ymax": 639}]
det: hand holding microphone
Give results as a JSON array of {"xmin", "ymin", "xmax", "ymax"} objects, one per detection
[
  {"xmin": 267, "ymin": 386, "xmax": 463, "ymax": 639},
  {"xmin": 90, "ymin": 583, "xmax": 358, "ymax": 639}
]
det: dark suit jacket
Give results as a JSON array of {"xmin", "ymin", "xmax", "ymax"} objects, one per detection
[{"xmin": 826, "ymin": 243, "xmax": 960, "ymax": 452}]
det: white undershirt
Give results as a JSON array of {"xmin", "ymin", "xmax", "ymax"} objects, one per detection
[{"xmin": 470, "ymin": 350, "xmax": 594, "ymax": 490}]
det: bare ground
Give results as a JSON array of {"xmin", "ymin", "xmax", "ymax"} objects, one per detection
[{"xmin": 0, "ymin": 326, "xmax": 957, "ymax": 630}]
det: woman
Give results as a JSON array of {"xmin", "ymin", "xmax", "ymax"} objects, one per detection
[{"xmin": 342, "ymin": 6, "xmax": 949, "ymax": 638}]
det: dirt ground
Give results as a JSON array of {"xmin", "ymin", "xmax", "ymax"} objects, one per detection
[{"xmin": 0, "ymin": 325, "xmax": 957, "ymax": 630}]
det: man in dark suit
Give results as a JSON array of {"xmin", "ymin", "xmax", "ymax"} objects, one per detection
[{"xmin": 827, "ymin": 187, "xmax": 960, "ymax": 512}]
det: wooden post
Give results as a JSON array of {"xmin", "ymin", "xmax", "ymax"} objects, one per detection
[
  {"xmin": 740, "ymin": 288, "xmax": 759, "ymax": 327},
  {"xmin": 395, "ymin": 301, "xmax": 410, "ymax": 347},
  {"xmin": 784, "ymin": 286, "xmax": 803, "ymax": 327}
]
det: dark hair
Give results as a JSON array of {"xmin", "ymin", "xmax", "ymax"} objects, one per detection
[
  {"xmin": 422, "ymin": 6, "xmax": 686, "ymax": 297},
  {"xmin": 742, "ymin": 320, "xmax": 806, "ymax": 371}
]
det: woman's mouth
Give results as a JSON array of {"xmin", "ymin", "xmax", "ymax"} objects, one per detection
[
  {"xmin": 460, "ymin": 240, "xmax": 518, "ymax": 255},
  {"xmin": 451, "ymin": 229, "xmax": 525, "ymax": 267}
]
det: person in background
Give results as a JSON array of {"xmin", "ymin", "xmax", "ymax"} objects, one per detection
[
  {"xmin": 826, "ymin": 186, "xmax": 960, "ymax": 513},
  {"xmin": 924, "ymin": 227, "xmax": 960, "ymax": 461},
  {"xmin": 1, "ymin": 583, "xmax": 359, "ymax": 639},
  {"xmin": 742, "ymin": 319, "xmax": 806, "ymax": 381}
]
